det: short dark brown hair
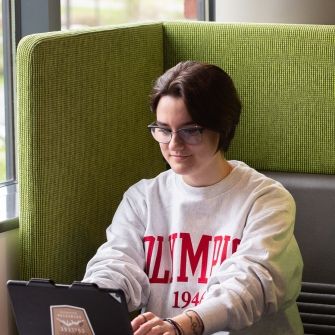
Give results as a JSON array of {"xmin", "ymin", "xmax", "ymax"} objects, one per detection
[{"xmin": 150, "ymin": 61, "xmax": 242, "ymax": 152}]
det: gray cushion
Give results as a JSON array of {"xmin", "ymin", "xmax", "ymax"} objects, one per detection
[{"xmin": 264, "ymin": 172, "xmax": 335, "ymax": 284}]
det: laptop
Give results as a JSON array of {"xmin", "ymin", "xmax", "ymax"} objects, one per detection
[{"xmin": 7, "ymin": 278, "xmax": 133, "ymax": 335}]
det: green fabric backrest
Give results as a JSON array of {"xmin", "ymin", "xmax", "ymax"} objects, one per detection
[
  {"xmin": 17, "ymin": 23, "xmax": 165, "ymax": 283},
  {"xmin": 164, "ymin": 22, "xmax": 335, "ymax": 174},
  {"xmin": 18, "ymin": 21, "xmax": 335, "ymax": 284}
]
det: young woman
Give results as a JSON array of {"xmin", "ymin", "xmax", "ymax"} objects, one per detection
[{"xmin": 83, "ymin": 61, "xmax": 303, "ymax": 335}]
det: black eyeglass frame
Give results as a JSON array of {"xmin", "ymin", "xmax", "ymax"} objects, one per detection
[{"xmin": 147, "ymin": 122, "xmax": 204, "ymax": 144}]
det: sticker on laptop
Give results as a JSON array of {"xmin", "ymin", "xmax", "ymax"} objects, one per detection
[{"xmin": 50, "ymin": 305, "xmax": 95, "ymax": 335}]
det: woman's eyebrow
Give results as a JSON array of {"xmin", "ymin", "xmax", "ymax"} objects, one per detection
[
  {"xmin": 155, "ymin": 121, "xmax": 197, "ymax": 127},
  {"xmin": 155, "ymin": 121, "xmax": 169, "ymax": 127}
]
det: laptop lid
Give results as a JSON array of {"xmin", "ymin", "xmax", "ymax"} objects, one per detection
[{"xmin": 7, "ymin": 278, "xmax": 133, "ymax": 335}]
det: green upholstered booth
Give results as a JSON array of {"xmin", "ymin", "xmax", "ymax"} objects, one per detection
[
  {"xmin": 17, "ymin": 21, "xmax": 335, "ymax": 286},
  {"xmin": 17, "ymin": 23, "xmax": 165, "ymax": 283}
]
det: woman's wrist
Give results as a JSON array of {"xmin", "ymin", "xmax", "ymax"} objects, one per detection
[
  {"xmin": 183, "ymin": 310, "xmax": 204, "ymax": 335},
  {"xmin": 163, "ymin": 318, "xmax": 184, "ymax": 335},
  {"xmin": 170, "ymin": 310, "xmax": 204, "ymax": 335}
]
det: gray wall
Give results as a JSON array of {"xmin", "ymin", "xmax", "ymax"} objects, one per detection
[{"xmin": 215, "ymin": 0, "xmax": 335, "ymax": 24}]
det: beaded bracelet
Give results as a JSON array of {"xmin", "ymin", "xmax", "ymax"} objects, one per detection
[{"xmin": 163, "ymin": 318, "xmax": 184, "ymax": 335}]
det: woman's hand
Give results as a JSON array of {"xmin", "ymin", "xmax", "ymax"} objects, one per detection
[{"xmin": 131, "ymin": 312, "xmax": 176, "ymax": 335}]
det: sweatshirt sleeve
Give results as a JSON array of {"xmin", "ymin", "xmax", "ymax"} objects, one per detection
[
  {"xmin": 190, "ymin": 185, "xmax": 303, "ymax": 334},
  {"xmin": 83, "ymin": 187, "xmax": 150, "ymax": 312}
]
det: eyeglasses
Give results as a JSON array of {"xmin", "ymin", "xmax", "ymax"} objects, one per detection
[{"xmin": 147, "ymin": 122, "xmax": 204, "ymax": 144}]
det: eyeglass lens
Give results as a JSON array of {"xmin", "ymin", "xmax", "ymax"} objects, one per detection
[{"xmin": 150, "ymin": 126, "xmax": 203, "ymax": 144}]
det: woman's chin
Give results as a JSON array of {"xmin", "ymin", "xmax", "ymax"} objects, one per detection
[{"xmin": 169, "ymin": 162, "xmax": 190, "ymax": 176}]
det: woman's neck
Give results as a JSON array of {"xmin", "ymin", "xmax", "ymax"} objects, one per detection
[{"xmin": 182, "ymin": 153, "xmax": 232, "ymax": 187}]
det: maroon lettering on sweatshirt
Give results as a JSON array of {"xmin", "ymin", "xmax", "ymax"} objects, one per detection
[{"xmin": 144, "ymin": 233, "xmax": 241, "ymax": 284}]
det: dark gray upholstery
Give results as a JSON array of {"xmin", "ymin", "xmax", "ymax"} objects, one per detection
[
  {"xmin": 264, "ymin": 172, "xmax": 335, "ymax": 284},
  {"xmin": 264, "ymin": 173, "xmax": 335, "ymax": 334}
]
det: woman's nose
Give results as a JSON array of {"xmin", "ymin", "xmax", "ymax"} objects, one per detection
[{"xmin": 168, "ymin": 132, "xmax": 184, "ymax": 149}]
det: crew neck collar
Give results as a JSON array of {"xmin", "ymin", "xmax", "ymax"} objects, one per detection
[{"xmin": 173, "ymin": 160, "xmax": 242, "ymax": 199}]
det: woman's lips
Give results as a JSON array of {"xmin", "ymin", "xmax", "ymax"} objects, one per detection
[{"xmin": 170, "ymin": 154, "xmax": 191, "ymax": 162}]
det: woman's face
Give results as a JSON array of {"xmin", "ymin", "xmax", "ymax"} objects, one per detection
[{"xmin": 156, "ymin": 95, "xmax": 226, "ymax": 187}]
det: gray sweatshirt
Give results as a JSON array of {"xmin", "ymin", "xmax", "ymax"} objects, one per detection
[{"xmin": 84, "ymin": 160, "xmax": 304, "ymax": 334}]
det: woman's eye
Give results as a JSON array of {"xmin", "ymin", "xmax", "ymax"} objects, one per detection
[
  {"xmin": 182, "ymin": 128, "xmax": 199, "ymax": 135},
  {"xmin": 157, "ymin": 128, "xmax": 171, "ymax": 135}
]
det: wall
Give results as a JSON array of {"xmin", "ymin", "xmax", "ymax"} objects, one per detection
[
  {"xmin": 0, "ymin": 230, "xmax": 18, "ymax": 335},
  {"xmin": 215, "ymin": 0, "xmax": 335, "ymax": 24}
]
